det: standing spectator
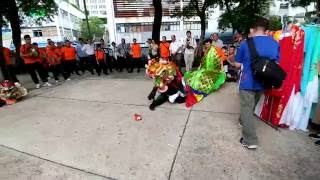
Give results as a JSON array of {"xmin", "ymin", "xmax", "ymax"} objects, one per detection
[
  {"xmin": 20, "ymin": 35, "xmax": 51, "ymax": 88},
  {"xmin": 95, "ymin": 44, "xmax": 108, "ymax": 76},
  {"xmin": 224, "ymin": 45, "xmax": 239, "ymax": 82},
  {"xmin": 76, "ymin": 38, "xmax": 87, "ymax": 73},
  {"xmin": 100, "ymin": 39, "xmax": 112, "ymax": 73},
  {"xmin": 82, "ymin": 40, "xmax": 96, "ymax": 75},
  {"xmin": 130, "ymin": 38, "xmax": 142, "ymax": 73},
  {"xmin": 110, "ymin": 42, "xmax": 118, "ymax": 71},
  {"xmin": 211, "ymin": 33, "xmax": 224, "ymax": 48},
  {"xmin": 159, "ymin": 36, "xmax": 170, "ymax": 60},
  {"xmin": 0, "ymin": 46, "xmax": 20, "ymax": 85},
  {"xmin": 33, "ymin": 43, "xmax": 48, "ymax": 73},
  {"xmin": 169, "ymin": 35, "xmax": 182, "ymax": 69},
  {"xmin": 235, "ymin": 17, "xmax": 279, "ymax": 150},
  {"xmin": 234, "ymin": 31, "xmax": 244, "ymax": 48},
  {"xmin": 46, "ymin": 41, "xmax": 68, "ymax": 82},
  {"xmin": 146, "ymin": 38, "xmax": 152, "ymax": 59},
  {"xmin": 184, "ymin": 31, "xmax": 196, "ymax": 71},
  {"xmin": 150, "ymin": 40, "xmax": 159, "ymax": 59},
  {"xmin": 62, "ymin": 40, "xmax": 80, "ymax": 78},
  {"xmin": 117, "ymin": 38, "xmax": 130, "ymax": 72}
]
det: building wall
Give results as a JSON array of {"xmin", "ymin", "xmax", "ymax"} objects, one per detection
[
  {"xmin": 18, "ymin": 0, "xmax": 85, "ymax": 44},
  {"xmin": 270, "ymin": 0, "xmax": 315, "ymax": 18}
]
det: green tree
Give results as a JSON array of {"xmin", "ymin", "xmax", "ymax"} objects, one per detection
[
  {"xmin": 80, "ymin": 17, "xmax": 106, "ymax": 40},
  {"xmin": 268, "ymin": 15, "xmax": 282, "ymax": 31},
  {"xmin": 171, "ymin": 0, "xmax": 220, "ymax": 43},
  {"xmin": 218, "ymin": 0, "xmax": 271, "ymax": 34},
  {"xmin": 0, "ymin": 0, "xmax": 57, "ymax": 78},
  {"xmin": 152, "ymin": 0, "xmax": 162, "ymax": 43}
]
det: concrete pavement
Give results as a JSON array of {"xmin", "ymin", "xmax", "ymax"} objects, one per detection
[{"xmin": 0, "ymin": 73, "xmax": 319, "ymax": 180}]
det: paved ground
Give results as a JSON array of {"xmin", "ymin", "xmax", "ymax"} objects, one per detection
[{"xmin": 0, "ymin": 72, "xmax": 319, "ymax": 180}]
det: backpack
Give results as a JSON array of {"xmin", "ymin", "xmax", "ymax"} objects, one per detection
[{"xmin": 247, "ymin": 38, "xmax": 286, "ymax": 89}]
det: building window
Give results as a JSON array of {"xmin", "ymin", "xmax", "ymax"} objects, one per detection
[
  {"xmin": 280, "ymin": 3, "xmax": 289, "ymax": 9},
  {"xmin": 161, "ymin": 22, "xmax": 180, "ymax": 31},
  {"xmin": 116, "ymin": 22, "xmax": 180, "ymax": 33},
  {"xmin": 183, "ymin": 21, "xmax": 207, "ymax": 30},
  {"xmin": 100, "ymin": 10, "xmax": 107, "ymax": 15},
  {"xmin": 33, "ymin": 30, "xmax": 43, "ymax": 37}
]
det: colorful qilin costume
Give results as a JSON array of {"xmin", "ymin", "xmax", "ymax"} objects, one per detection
[
  {"xmin": 184, "ymin": 46, "xmax": 226, "ymax": 107},
  {"xmin": 146, "ymin": 58, "xmax": 185, "ymax": 110},
  {"xmin": 0, "ymin": 80, "xmax": 28, "ymax": 106}
]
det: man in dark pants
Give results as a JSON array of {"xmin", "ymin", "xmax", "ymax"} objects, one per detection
[
  {"xmin": 1, "ymin": 46, "xmax": 20, "ymax": 85},
  {"xmin": 170, "ymin": 35, "xmax": 182, "ymax": 70},
  {"xmin": 20, "ymin": 35, "xmax": 52, "ymax": 89},
  {"xmin": 82, "ymin": 40, "xmax": 96, "ymax": 75},
  {"xmin": 234, "ymin": 17, "xmax": 280, "ymax": 150},
  {"xmin": 76, "ymin": 38, "xmax": 88, "ymax": 73},
  {"xmin": 130, "ymin": 38, "xmax": 142, "ymax": 73},
  {"xmin": 117, "ymin": 38, "xmax": 130, "ymax": 72},
  {"xmin": 61, "ymin": 40, "xmax": 81, "ymax": 78}
]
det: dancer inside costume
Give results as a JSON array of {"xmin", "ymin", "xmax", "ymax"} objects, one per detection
[
  {"xmin": 146, "ymin": 58, "xmax": 185, "ymax": 111},
  {"xmin": 184, "ymin": 39, "xmax": 226, "ymax": 107},
  {"xmin": 0, "ymin": 80, "xmax": 28, "ymax": 106}
]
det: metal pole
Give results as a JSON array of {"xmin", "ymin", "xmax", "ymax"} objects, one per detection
[{"xmin": 83, "ymin": 0, "xmax": 91, "ymax": 37}]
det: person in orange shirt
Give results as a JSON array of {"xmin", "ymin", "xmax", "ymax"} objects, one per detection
[
  {"xmin": 33, "ymin": 43, "xmax": 49, "ymax": 79},
  {"xmin": 20, "ymin": 35, "xmax": 51, "ymax": 88},
  {"xmin": 46, "ymin": 41, "xmax": 68, "ymax": 82},
  {"xmin": 159, "ymin": 36, "xmax": 170, "ymax": 60},
  {"xmin": 95, "ymin": 44, "xmax": 108, "ymax": 76},
  {"xmin": 61, "ymin": 40, "xmax": 80, "ymax": 78},
  {"xmin": 130, "ymin": 38, "xmax": 142, "ymax": 73},
  {"xmin": 0, "ymin": 46, "xmax": 20, "ymax": 85}
]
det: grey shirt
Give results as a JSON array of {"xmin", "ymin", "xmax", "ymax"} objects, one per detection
[{"xmin": 117, "ymin": 43, "xmax": 130, "ymax": 57}]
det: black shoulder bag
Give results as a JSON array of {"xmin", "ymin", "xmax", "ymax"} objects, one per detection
[{"xmin": 247, "ymin": 38, "xmax": 286, "ymax": 89}]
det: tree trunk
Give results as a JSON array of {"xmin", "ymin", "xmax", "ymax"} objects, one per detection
[
  {"xmin": 0, "ymin": 15, "xmax": 8, "ymax": 80},
  {"xmin": 7, "ymin": 0, "xmax": 21, "ymax": 67},
  {"xmin": 152, "ymin": 0, "xmax": 162, "ymax": 43},
  {"xmin": 83, "ymin": 0, "xmax": 91, "ymax": 38},
  {"xmin": 200, "ymin": 15, "xmax": 206, "ymax": 44}
]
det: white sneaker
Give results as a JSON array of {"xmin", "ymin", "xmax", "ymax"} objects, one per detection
[
  {"xmin": 43, "ymin": 82, "xmax": 52, "ymax": 87},
  {"xmin": 14, "ymin": 82, "xmax": 21, "ymax": 87},
  {"xmin": 35, "ymin": 84, "xmax": 41, "ymax": 89},
  {"xmin": 55, "ymin": 80, "xmax": 59, "ymax": 83},
  {"xmin": 66, "ymin": 78, "xmax": 71, "ymax": 81}
]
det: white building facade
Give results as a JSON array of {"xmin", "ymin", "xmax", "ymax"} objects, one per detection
[
  {"xmin": 79, "ymin": 0, "xmax": 222, "ymax": 44},
  {"xmin": 270, "ymin": 0, "xmax": 316, "ymax": 23},
  {"xmin": 19, "ymin": 0, "xmax": 85, "ymax": 45}
]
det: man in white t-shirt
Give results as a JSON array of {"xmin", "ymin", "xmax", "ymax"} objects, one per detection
[
  {"xmin": 82, "ymin": 40, "xmax": 96, "ymax": 75},
  {"xmin": 211, "ymin": 33, "xmax": 224, "ymax": 48},
  {"xmin": 169, "ymin": 35, "xmax": 182, "ymax": 69},
  {"xmin": 184, "ymin": 31, "xmax": 196, "ymax": 71}
]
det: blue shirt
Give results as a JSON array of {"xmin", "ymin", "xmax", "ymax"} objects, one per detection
[
  {"xmin": 76, "ymin": 44, "xmax": 85, "ymax": 58},
  {"xmin": 235, "ymin": 36, "xmax": 280, "ymax": 91}
]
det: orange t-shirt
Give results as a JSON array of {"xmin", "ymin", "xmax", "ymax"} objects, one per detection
[
  {"xmin": 55, "ymin": 47, "xmax": 63, "ymax": 63},
  {"xmin": 131, "ymin": 43, "xmax": 141, "ymax": 58},
  {"xmin": 46, "ymin": 45, "xmax": 60, "ymax": 65},
  {"xmin": 2, "ymin": 47, "xmax": 12, "ymax": 65},
  {"xmin": 20, "ymin": 44, "xmax": 39, "ymax": 64},
  {"xmin": 95, "ymin": 49, "xmax": 105, "ymax": 61},
  {"xmin": 159, "ymin": 42, "xmax": 170, "ymax": 58},
  {"xmin": 62, "ymin": 46, "xmax": 76, "ymax": 61},
  {"xmin": 215, "ymin": 47, "xmax": 227, "ymax": 63},
  {"xmin": 37, "ymin": 48, "xmax": 47, "ymax": 63}
]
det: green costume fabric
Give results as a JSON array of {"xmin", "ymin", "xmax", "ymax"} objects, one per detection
[{"xmin": 184, "ymin": 46, "xmax": 226, "ymax": 94}]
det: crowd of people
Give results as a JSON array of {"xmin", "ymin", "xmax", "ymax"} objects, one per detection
[{"xmin": 2, "ymin": 16, "xmax": 318, "ymax": 149}]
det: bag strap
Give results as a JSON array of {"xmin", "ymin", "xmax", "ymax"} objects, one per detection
[{"xmin": 247, "ymin": 38, "xmax": 259, "ymax": 63}]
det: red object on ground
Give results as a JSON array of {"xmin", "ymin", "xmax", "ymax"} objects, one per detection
[{"xmin": 134, "ymin": 114, "xmax": 142, "ymax": 121}]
